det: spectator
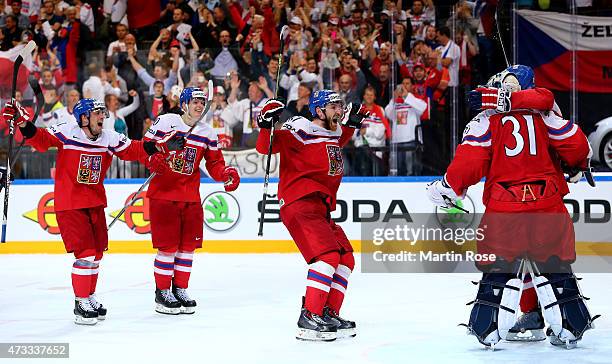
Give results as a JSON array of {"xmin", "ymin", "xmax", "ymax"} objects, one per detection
[
  {"xmin": 407, "ymin": 0, "xmax": 434, "ymax": 43},
  {"xmin": 105, "ymin": 65, "xmax": 129, "ymax": 104},
  {"xmin": 353, "ymin": 86, "xmax": 390, "ymax": 176},
  {"xmin": 159, "ymin": 0, "xmax": 177, "ymax": 28},
  {"xmin": 192, "ymin": 6, "xmax": 219, "ymax": 50},
  {"xmin": 423, "ymin": 24, "xmax": 440, "ymax": 50},
  {"xmin": 336, "ymin": 71, "xmax": 365, "ymax": 105},
  {"xmin": 103, "ymin": 90, "xmax": 140, "ymax": 135},
  {"xmin": 147, "ymin": 28, "xmax": 173, "ymax": 65},
  {"xmin": 10, "ymin": 1, "xmax": 31, "ymax": 30},
  {"xmin": 207, "ymin": 86, "xmax": 233, "ymax": 149},
  {"xmin": 2, "ymin": 16, "xmax": 21, "ymax": 49},
  {"xmin": 106, "ymin": 24, "xmax": 136, "ymax": 66},
  {"xmin": 222, "ymin": 78, "xmax": 269, "ymax": 148},
  {"xmin": 53, "ymin": 88, "xmax": 80, "ymax": 122},
  {"xmin": 40, "ymin": 1, "xmax": 55, "ymax": 23},
  {"xmin": 127, "ymin": 46, "xmax": 179, "ymax": 96},
  {"xmin": 144, "ymin": 80, "xmax": 167, "ymax": 122},
  {"xmin": 446, "ymin": 1, "xmax": 479, "ymax": 47},
  {"xmin": 208, "ymin": 29, "xmax": 250, "ymax": 81},
  {"xmin": 111, "ymin": 35, "xmax": 139, "ymax": 94},
  {"xmin": 104, "ymin": 90, "xmax": 141, "ymax": 178},
  {"xmin": 62, "ymin": 6, "xmax": 80, "ymax": 85},
  {"xmin": 280, "ymin": 52, "xmax": 317, "ymax": 102},
  {"xmin": 103, "ymin": 0, "xmax": 128, "ymax": 27},
  {"xmin": 364, "ymin": 62, "xmax": 392, "ymax": 107},
  {"xmin": 455, "ymin": 30, "xmax": 478, "ymax": 87},
  {"xmin": 75, "ymin": 0, "xmax": 95, "ymax": 34},
  {"xmin": 167, "ymin": 8, "xmax": 192, "ymax": 48},
  {"xmin": 370, "ymin": 42, "xmax": 392, "ymax": 78},
  {"xmin": 82, "ymin": 63, "xmax": 121, "ymax": 102},
  {"xmin": 410, "ymin": 62, "xmax": 431, "ymax": 120},
  {"xmin": 36, "ymin": 85, "xmax": 64, "ymax": 128},
  {"xmin": 385, "ymin": 79, "xmax": 427, "ymax": 176},
  {"xmin": 345, "ymin": 5, "xmax": 366, "ymax": 42},
  {"xmin": 282, "ymin": 82, "xmax": 312, "ymax": 121},
  {"xmin": 255, "ymin": 54, "xmax": 280, "ymax": 96},
  {"xmin": 0, "ymin": 3, "xmax": 6, "ymax": 28},
  {"xmin": 435, "ymin": 26, "xmax": 460, "ymax": 87}
]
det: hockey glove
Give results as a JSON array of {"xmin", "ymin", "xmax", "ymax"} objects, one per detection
[
  {"xmin": 468, "ymin": 87, "xmax": 511, "ymax": 113},
  {"xmin": 341, "ymin": 102, "xmax": 370, "ymax": 129},
  {"xmin": 563, "ymin": 159, "xmax": 596, "ymax": 187},
  {"xmin": 145, "ymin": 153, "xmax": 171, "ymax": 175},
  {"xmin": 426, "ymin": 176, "xmax": 460, "ymax": 208},
  {"xmin": 222, "ymin": 166, "xmax": 240, "ymax": 192},
  {"xmin": 156, "ymin": 130, "xmax": 186, "ymax": 154},
  {"xmin": 257, "ymin": 99, "xmax": 285, "ymax": 129},
  {"xmin": 2, "ymin": 99, "xmax": 32, "ymax": 128}
]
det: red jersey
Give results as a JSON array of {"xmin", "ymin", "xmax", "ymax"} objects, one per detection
[
  {"xmin": 26, "ymin": 121, "xmax": 149, "ymax": 211},
  {"xmin": 446, "ymin": 108, "xmax": 591, "ymax": 207},
  {"xmin": 144, "ymin": 113, "xmax": 227, "ymax": 203},
  {"xmin": 256, "ymin": 116, "xmax": 353, "ymax": 210}
]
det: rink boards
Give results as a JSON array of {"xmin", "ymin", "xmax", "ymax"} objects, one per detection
[{"xmin": 1, "ymin": 176, "xmax": 611, "ymax": 254}]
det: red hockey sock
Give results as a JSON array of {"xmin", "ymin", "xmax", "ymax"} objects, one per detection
[
  {"xmin": 89, "ymin": 252, "xmax": 103, "ymax": 295},
  {"xmin": 71, "ymin": 250, "xmax": 97, "ymax": 298},
  {"xmin": 304, "ymin": 251, "xmax": 340, "ymax": 316},
  {"xmin": 172, "ymin": 250, "xmax": 194, "ymax": 289},
  {"xmin": 154, "ymin": 249, "xmax": 176, "ymax": 290},
  {"xmin": 520, "ymin": 276, "xmax": 538, "ymax": 313},
  {"xmin": 326, "ymin": 252, "xmax": 355, "ymax": 314}
]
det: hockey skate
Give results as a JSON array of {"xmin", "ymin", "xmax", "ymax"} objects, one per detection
[
  {"xmin": 155, "ymin": 289, "xmax": 181, "ymax": 315},
  {"xmin": 173, "ymin": 287, "xmax": 196, "ymax": 314},
  {"xmin": 506, "ymin": 309, "xmax": 546, "ymax": 341},
  {"xmin": 323, "ymin": 307, "xmax": 356, "ymax": 339},
  {"xmin": 89, "ymin": 294, "xmax": 107, "ymax": 321},
  {"xmin": 296, "ymin": 307, "xmax": 337, "ymax": 342},
  {"xmin": 74, "ymin": 297, "xmax": 99, "ymax": 325}
]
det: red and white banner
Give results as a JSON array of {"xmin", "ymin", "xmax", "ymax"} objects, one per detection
[{"xmin": 517, "ymin": 9, "xmax": 612, "ymax": 93}]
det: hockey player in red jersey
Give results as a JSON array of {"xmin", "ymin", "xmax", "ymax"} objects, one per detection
[
  {"xmin": 427, "ymin": 65, "xmax": 597, "ymax": 349},
  {"xmin": 467, "ymin": 69, "xmax": 590, "ymax": 342},
  {"xmin": 2, "ymin": 98, "xmax": 185, "ymax": 325},
  {"xmin": 256, "ymin": 90, "xmax": 369, "ymax": 341},
  {"xmin": 143, "ymin": 87, "xmax": 240, "ymax": 315}
]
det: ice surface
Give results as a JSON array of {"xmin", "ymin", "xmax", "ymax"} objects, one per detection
[{"xmin": 0, "ymin": 254, "xmax": 610, "ymax": 364}]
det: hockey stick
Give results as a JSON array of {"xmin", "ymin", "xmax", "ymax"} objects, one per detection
[
  {"xmin": 257, "ymin": 25, "xmax": 289, "ymax": 237},
  {"xmin": 107, "ymin": 80, "xmax": 214, "ymax": 230},
  {"xmin": 8, "ymin": 77, "xmax": 44, "ymax": 170},
  {"xmin": 2, "ymin": 40, "xmax": 36, "ymax": 243},
  {"xmin": 495, "ymin": 2, "xmax": 510, "ymax": 68}
]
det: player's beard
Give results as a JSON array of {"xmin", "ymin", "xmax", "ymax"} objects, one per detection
[
  {"xmin": 328, "ymin": 114, "xmax": 341, "ymax": 131},
  {"xmin": 84, "ymin": 118, "xmax": 103, "ymax": 140}
]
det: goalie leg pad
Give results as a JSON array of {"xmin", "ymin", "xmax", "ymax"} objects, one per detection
[
  {"xmin": 534, "ymin": 272, "xmax": 598, "ymax": 346},
  {"xmin": 465, "ymin": 273, "xmax": 520, "ymax": 347}
]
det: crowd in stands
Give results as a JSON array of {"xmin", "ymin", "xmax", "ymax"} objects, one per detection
[{"xmin": 0, "ymin": 0, "xmax": 611, "ymax": 178}]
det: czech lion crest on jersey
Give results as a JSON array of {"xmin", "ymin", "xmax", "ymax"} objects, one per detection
[
  {"xmin": 77, "ymin": 154, "xmax": 102, "ymax": 184},
  {"xmin": 326, "ymin": 144, "xmax": 344, "ymax": 176},
  {"xmin": 171, "ymin": 146, "xmax": 198, "ymax": 175}
]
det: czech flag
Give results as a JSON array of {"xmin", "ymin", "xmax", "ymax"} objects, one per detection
[{"xmin": 517, "ymin": 9, "xmax": 612, "ymax": 93}]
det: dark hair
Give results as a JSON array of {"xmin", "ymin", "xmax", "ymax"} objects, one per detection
[{"xmin": 437, "ymin": 26, "xmax": 450, "ymax": 38}]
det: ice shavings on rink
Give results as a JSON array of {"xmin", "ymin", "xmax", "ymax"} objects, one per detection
[{"xmin": 0, "ymin": 254, "xmax": 610, "ymax": 364}]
